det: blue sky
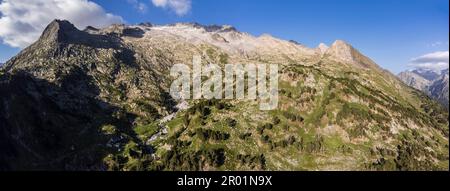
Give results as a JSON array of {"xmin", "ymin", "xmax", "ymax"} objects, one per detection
[{"xmin": 1, "ymin": 0, "xmax": 449, "ymax": 74}]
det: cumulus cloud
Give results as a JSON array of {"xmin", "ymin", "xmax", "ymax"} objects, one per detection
[
  {"xmin": 408, "ymin": 51, "xmax": 449, "ymax": 71},
  {"xmin": 151, "ymin": 0, "xmax": 191, "ymax": 16},
  {"xmin": 0, "ymin": 0, "xmax": 123, "ymax": 48}
]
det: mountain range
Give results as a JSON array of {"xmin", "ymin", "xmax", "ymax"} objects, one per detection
[
  {"xmin": 0, "ymin": 20, "xmax": 448, "ymax": 171},
  {"xmin": 398, "ymin": 69, "xmax": 449, "ymax": 108}
]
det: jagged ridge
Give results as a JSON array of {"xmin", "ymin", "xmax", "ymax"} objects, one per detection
[{"xmin": 0, "ymin": 20, "xmax": 448, "ymax": 171}]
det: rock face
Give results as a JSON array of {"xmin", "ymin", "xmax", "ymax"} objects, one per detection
[
  {"xmin": 398, "ymin": 71, "xmax": 431, "ymax": 92},
  {"xmin": 429, "ymin": 69, "xmax": 449, "ymax": 108},
  {"xmin": 398, "ymin": 69, "xmax": 449, "ymax": 108},
  {"xmin": 0, "ymin": 20, "xmax": 448, "ymax": 171},
  {"xmin": 413, "ymin": 69, "xmax": 441, "ymax": 81},
  {"xmin": 317, "ymin": 43, "xmax": 329, "ymax": 54}
]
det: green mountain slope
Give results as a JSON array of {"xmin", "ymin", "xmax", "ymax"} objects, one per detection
[{"xmin": 0, "ymin": 20, "xmax": 448, "ymax": 170}]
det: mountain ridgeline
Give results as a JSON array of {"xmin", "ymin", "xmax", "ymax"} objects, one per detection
[
  {"xmin": 398, "ymin": 69, "xmax": 449, "ymax": 109},
  {"xmin": 0, "ymin": 20, "xmax": 448, "ymax": 171}
]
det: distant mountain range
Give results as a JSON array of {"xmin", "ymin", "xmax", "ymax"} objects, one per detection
[
  {"xmin": 0, "ymin": 20, "xmax": 448, "ymax": 171},
  {"xmin": 398, "ymin": 69, "xmax": 449, "ymax": 108}
]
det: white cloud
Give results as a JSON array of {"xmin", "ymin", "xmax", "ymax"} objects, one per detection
[
  {"xmin": 408, "ymin": 51, "xmax": 449, "ymax": 71},
  {"xmin": 127, "ymin": 0, "xmax": 148, "ymax": 13},
  {"xmin": 0, "ymin": 0, "xmax": 123, "ymax": 48},
  {"xmin": 151, "ymin": 0, "xmax": 191, "ymax": 16}
]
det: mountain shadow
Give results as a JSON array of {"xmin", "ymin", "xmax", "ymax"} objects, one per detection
[{"xmin": 0, "ymin": 68, "xmax": 150, "ymax": 170}]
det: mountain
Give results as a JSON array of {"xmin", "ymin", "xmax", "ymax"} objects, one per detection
[
  {"xmin": 0, "ymin": 20, "xmax": 448, "ymax": 171},
  {"xmin": 412, "ymin": 69, "xmax": 441, "ymax": 81},
  {"xmin": 398, "ymin": 69, "xmax": 449, "ymax": 109},
  {"xmin": 397, "ymin": 71, "xmax": 431, "ymax": 92},
  {"xmin": 429, "ymin": 69, "xmax": 449, "ymax": 108}
]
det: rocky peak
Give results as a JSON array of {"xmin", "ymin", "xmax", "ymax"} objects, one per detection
[
  {"xmin": 83, "ymin": 26, "xmax": 100, "ymax": 33},
  {"xmin": 398, "ymin": 67, "xmax": 449, "ymax": 108},
  {"xmin": 138, "ymin": 22, "xmax": 153, "ymax": 27},
  {"xmin": 317, "ymin": 43, "xmax": 329, "ymax": 54},
  {"xmin": 4, "ymin": 20, "xmax": 128, "ymax": 73},
  {"xmin": 36, "ymin": 19, "xmax": 125, "ymax": 47},
  {"xmin": 200, "ymin": 24, "xmax": 238, "ymax": 33},
  {"xmin": 412, "ymin": 69, "xmax": 441, "ymax": 81},
  {"xmin": 39, "ymin": 19, "xmax": 82, "ymax": 44},
  {"xmin": 219, "ymin": 25, "xmax": 238, "ymax": 33},
  {"xmin": 398, "ymin": 71, "xmax": 431, "ymax": 91},
  {"xmin": 84, "ymin": 26, "xmax": 99, "ymax": 31},
  {"xmin": 325, "ymin": 40, "xmax": 378, "ymax": 69},
  {"xmin": 45, "ymin": 19, "xmax": 79, "ymax": 33},
  {"xmin": 289, "ymin": 40, "xmax": 301, "ymax": 45},
  {"xmin": 100, "ymin": 24, "xmax": 126, "ymax": 34},
  {"xmin": 258, "ymin": 33, "xmax": 275, "ymax": 39},
  {"xmin": 327, "ymin": 40, "xmax": 355, "ymax": 62},
  {"xmin": 170, "ymin": 22, "xmax": 239, "ymax": 33}
]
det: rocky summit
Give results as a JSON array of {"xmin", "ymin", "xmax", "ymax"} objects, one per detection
[
  {"xmin": 0, "ymin": 20, "xmax": 448, "ymax": 171},
  {"xmin": 398, "ymin": 69, "xmax": 449, "ymax": 109}
]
